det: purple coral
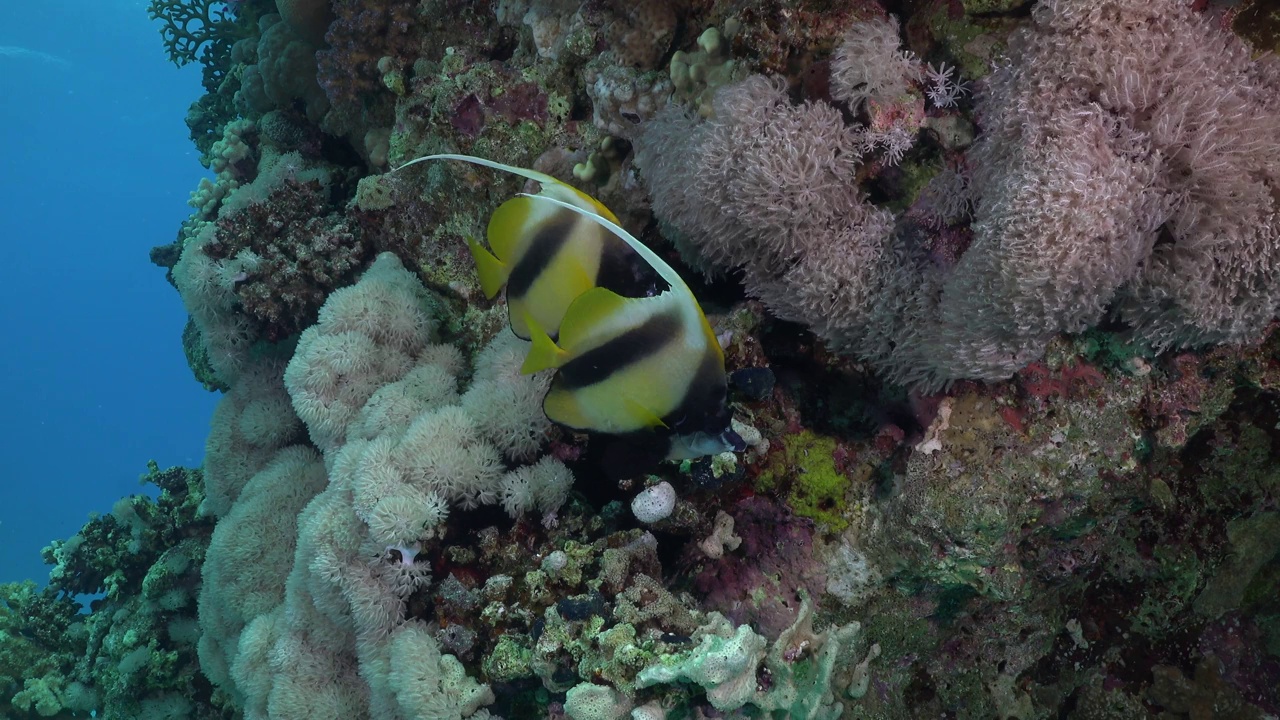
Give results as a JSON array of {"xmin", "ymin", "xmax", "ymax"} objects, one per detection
[
  {"xmin": 318, "ymin": 0, "xmax": 423, "ymax": 135},
  {"xmin": 206, "ymin": 178, "xmax": 372, "ymax": 340},
  {"xmin": 693, "ymin": 496, "xmax": 827, "ymax": 637}
]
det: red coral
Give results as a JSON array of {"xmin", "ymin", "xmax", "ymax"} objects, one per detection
[
  {"xmin": 350, "ymin": 170, "xmax": 486, "ymax": 308},
  {"xmin": 487, "ymin": 81, "xmax": 549, "ymax": 125},
  {"xmin": 1018, "ymin": 359, "xmax": 1104, "ymax": 401},
  {"xmin": 451, "ymin": 94, "xmax": 485, "ymax": 137}
]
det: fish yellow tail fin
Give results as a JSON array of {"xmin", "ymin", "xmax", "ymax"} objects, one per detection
[
  {"xmin": 466, "ymin": 235, "xmax": 508, "ymax": 299},
  {"xmin": 521, "ymin": 311, "xmax": 570, "ymax": 374}
]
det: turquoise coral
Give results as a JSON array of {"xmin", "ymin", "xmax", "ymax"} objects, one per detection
[{"xmin": 636, "ymin": 595, "xmax": 865, "ymax": 720}]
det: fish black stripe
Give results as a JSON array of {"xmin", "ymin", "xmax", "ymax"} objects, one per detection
[
  {"xmin": 662, "ymin": 349, "xmax": 729, "ymax": 435},
  {"xmin": 557, "ymin": 312, "xmax": 682, "ymax": 390},
  {"xmin": 506, "ymin": 212, "xmax": 579, "ymax": 299},
  {"xmin": 595, "ymin": 236, "xmax": 664, "ymax": 299}
]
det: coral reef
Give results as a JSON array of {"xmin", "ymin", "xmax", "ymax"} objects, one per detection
[
  {"xmin": 2, "ymin": 463, "xmax": 219, "ymax": 719},
  {"xmin": 28, "ymin": 1, "xmax": 1276, "ymax": 719}
]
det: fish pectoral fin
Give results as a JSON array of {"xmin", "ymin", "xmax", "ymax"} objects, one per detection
[
  {"xmin": 558, "ymin": 286, "xmax": 635, "ymax": 348},
  {"xmin": 466, "ymin": 235, "xmax": 508, "ymax": 299},
  {"xmin": 521, "ymin": 310, "xmax": 570, "ymax": 374},
  {"xmin": 622, "ymin": 394, "xmax": 669, "ymax": 430}
]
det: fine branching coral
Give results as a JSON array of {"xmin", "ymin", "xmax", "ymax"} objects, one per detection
[
  {"xmin": 829, "ymin": 15, "xmax": 920, "ymax": 108},
  {"xmin": 635, "ymin": 73, "xmax": 895, "ymax": 322},
  {"xmin": 147, "ymin": 0, "xmax": 246, "ymax": 90}
]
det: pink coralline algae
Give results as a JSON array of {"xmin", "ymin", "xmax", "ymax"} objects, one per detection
[
  {"xmin": 451, "ymin": 95, "xmax": 486, "ymax": 137},
  {"xmin": 487, "ymin": 81, "xmax": 550, "ymax": 125},
  {"xmin": 692, "ymin": 496, "xmax": 827, "ymax": 638},
  {"xmin": 1017, "ymin": 360, "xmax": 1106, "ymax": 403},
  {"xmin": 448, "ymin": 71, "xmax": 552, "ymax": 139}
]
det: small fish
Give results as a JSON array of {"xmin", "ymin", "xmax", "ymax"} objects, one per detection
[
  {"xmin": 396, "ymin": 154, "xmax": 651, "ymax": 341},
  {"xmin": 397, "ymin": 153, "xmax": 741, "ymax": 460},
  {"xmin": 517, "ymin": 192, "xmax": 742, "ymax": 460}
]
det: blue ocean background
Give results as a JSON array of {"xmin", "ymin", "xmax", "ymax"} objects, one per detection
[{"xmin": 0, "ymin": 1, "xmax": 216, "ymax": 585}]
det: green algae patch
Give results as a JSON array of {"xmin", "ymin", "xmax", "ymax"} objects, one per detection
[
  {"xmin": 961, "ymin": 0, "xmax": 1031, "ymax": 14},
  {"xmin": 756, "ymin": 431, "xmax": 852, "ymax": 531},
  {"xmin": 483, "ymin": 634, "xmax": 534, "ymax": 683},
  {"xmin": 911, "ymin": 2, "xmax": 1017, "ymax": 83}
]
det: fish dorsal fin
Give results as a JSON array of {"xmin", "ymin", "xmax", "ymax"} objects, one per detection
[
  {"xmin": 396, "ymin": 153, "xmax": 613, "ymax": 216},
  {"xmin": 465, "ymin": 235, "xmax": 507, "ymax": 299},
  {"xmin": 622, "ymin": 395, "xmax": 669, "ymax": 429},
  {"xmin": 396, "ymin": 153, "xmax": 563, "ymax": 186},
  {"xmin": 521, "ymin": 310, "xmax": 570, "ymax": 375},
  {"xmin": 398, "ymin": 153, "xmax": 623, "ymax": 224},
  {"xmin": 556, "ymin": 286, "xmax": 634, "ymax": 349}
]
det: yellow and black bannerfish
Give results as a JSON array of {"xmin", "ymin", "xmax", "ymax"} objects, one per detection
[
  {"xmin": 519, "ymin": 192, "xmax": 741, "ymax": 459},
  {"xmin": 395, "ymin": 153, "xmax": 640, "ymax": 342},
  {"xmin": 396, "ymin": 154, "xmax": 741, "ymax": 460}
]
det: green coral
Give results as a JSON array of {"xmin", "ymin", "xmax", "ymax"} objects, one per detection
[
  {"xmin": 182, "ymin": 318, "xmax": 228, "ymax": 392},
  {"xmin": 2, "ymin": 463, "xmax": 216, "ymax": 718},
  {"xmin": 0, "ymin": 581, "xmax": 84, "ymax": 717},
  {"xmin": 756, "ymin": 430, "xmax": 852, "ymax": 531},
  {"xmin": 564, "ymin": 682, "xmax": 632, "ymax": 720},
  {"xmin": 961, "ymin": 0, "xmax": 1031, "ymax": 13},
  {"xmin": 482, "ymin": 634, "xmax": 533, "ymax": 683},
  {"xmin": 1194, "ymin": 512, "xmax": 1280, "ymax": 619},
  {"xmin": 147, "ymin": 0, "xmax": 237, "ymax": 66},
  {"xmin": 1132, "ymin": 544, "xmax": 1203, "ymax": 638},
  {"xmin": 913, "ymin": 2, "xmax": 1015, "ymax": 82},
  {"xmin": 1074, "ymin": 328, "xmax": 1151, "ymax": 374},
  {"xmin": 1234, "ymin": 0, "xmax": 1280, "ymax": 54}
]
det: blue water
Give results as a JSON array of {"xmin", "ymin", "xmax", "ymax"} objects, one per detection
[{"xmin": 0, "ymin": 1, "xmax": 217, "ymax": 584}]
